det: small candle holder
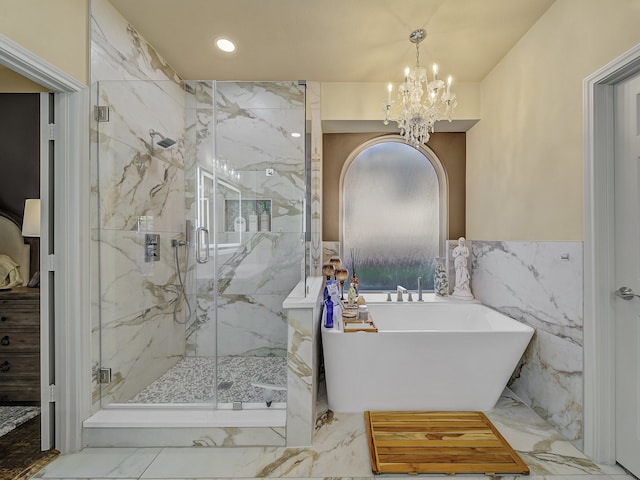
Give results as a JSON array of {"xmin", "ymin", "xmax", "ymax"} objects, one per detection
[
  {"xmin": 322, "ymin": 263, "xmax": 335, "ymax": 281},
  {"xmin": 335, "ymin": 268, "xmax": 349, "ymax": 300},
  {"xmin": 329, "ymin": 257, "xmax": 342, "ymax": 278}
]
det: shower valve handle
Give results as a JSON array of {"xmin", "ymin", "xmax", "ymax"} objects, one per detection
[{"xmin": 196, "ymin": 227, "xmax": 210, "ymax": 264}]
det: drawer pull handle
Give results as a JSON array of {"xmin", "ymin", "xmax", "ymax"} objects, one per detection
[
  {"xmin": 0, "ymin": 316, "xmax": 7, "ymax": 322},
  {"xmin": 0, "ymin": 360, "xmax": 10, "ymax": 372},
  {"xmin": 0, "ymin": 335, "xmax": 8, "ymax": 346}
]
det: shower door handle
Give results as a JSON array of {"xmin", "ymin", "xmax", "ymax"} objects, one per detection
[{"xmin": 196, "ymin": 227, "xmax": 210, "ymax": 264}]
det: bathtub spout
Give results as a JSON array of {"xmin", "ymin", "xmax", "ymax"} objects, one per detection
[{"xmin": 397, "ymin": 285, "xmax": 408, "ymax": 302}]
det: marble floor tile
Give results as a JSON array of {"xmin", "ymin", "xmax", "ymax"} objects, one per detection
[
  {"xmin": 33, "ymin": 448, "xmax": 161, "ymax": 478},
  {"xmin": 31, "ymin": 389, "xmax": 634, "ymax": 480}
]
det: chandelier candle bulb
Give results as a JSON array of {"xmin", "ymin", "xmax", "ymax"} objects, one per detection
[{"xmin": 433, "ymin": 63, "xmax": 438, "ymax": 80}]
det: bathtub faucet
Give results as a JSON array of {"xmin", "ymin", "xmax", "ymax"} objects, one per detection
[
  {"xmin": 397, "ymin": 285, "xmax": 408, "ymax": 302},
  {"xmin": 418, "ymin": 276, "xmax": 423, "ymax": 301}
]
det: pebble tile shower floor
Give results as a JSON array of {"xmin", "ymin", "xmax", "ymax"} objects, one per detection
[{"xmin": 129, "ymin": 356, "xmax": 287, "ymax": 404}]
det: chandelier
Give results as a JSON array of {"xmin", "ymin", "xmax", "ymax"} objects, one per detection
[{"xmin": 384, "ymin": 29, "xmax": 457, "ymax": 147}]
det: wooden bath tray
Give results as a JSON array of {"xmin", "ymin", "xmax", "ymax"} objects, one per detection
[
  {"xmin": 365, "ymin": 411, "xmax": 529, "ymax": 475},
  {"xmin": 343, "ymin": 319, "xmax": 377, "ymax": 332}
]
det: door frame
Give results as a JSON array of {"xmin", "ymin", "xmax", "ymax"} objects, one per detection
[
  {"xmin": 0, "ymin": 34, "xmax": 91, "ymax": 454},
  {"xmin": 584, "ymin": 42, "xmax": 640, "ymax": 464}
]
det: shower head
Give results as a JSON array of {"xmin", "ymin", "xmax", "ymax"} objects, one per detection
[{"xmin": 149, "ymin": 129, "xmax": 176, "ymax": 149}]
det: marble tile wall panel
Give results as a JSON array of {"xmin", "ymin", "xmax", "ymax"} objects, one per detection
[
  {"xmin": 96, "ymin": 302, "xmax": 184, "ymax": 405},
  {"xmin": 216, "ymin": 294, "xmax": 288, "ymax": 357},
  {"xmin": 308, "ymin": 82, "xmax": 323, "ymax": 276},
  {"xmin": 471, "ymin": 240, "xmax": 584, "ymax": 446},
  {"xmin": 219, "ymin": 233, "xmax": 304, "ymax": 296},
  {"xmin": 95, "ymin": 135, "xmax": 185, "ymax": 233},
  {"xmin": 91, "ymin": 0, "xmax": 188, "ymax": 408},
  {"xmin": 95, "ymin": 229, "xmax": 185, "ymax": 325},
  {"xmin": 90, "ymin": 0, "xmax": 183, "ymax": 84},
  {"xmin": 472, "ymin": 241, "xmax": 583, "ymax": 344},
  {"xmin": 510, "ymin": 328, "xmax": 584, "ymax": 443},
  {"xmin": 183, "ymin": 82, "xmax": 306, "ymax": 358},
  {"xmin": 183, "ymin": 84, "xmax": 216, "ymax": 357},
  {"xmin": 215, "ymin": 83, "xmax": 305, "ymax": 174},
  {"xmin": 95, "ymin": 81, "xmax": 186, "ymax": 170},
  {"xmin": 286, "ymin": 306, "xmax": 315, "ymax": 447}
]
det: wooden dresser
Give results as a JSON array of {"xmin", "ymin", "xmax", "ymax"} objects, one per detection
[{"xmin": 0, "ymin": 287, "xmax": 40, "ymax": 404}]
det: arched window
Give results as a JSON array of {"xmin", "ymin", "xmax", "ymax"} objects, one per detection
[{"xmin": 341, "ymin": 136, "xmax": 447, "ymax": 291}]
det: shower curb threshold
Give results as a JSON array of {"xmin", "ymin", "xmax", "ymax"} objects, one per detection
[{"xmin": 84, "ymin": 406, "xmax": 286, "ymax": 428}]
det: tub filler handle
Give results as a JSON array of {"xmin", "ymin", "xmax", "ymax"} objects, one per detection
[{"xmin": 397, "ymin": 285, "xmax": 408, "ymax": 302}]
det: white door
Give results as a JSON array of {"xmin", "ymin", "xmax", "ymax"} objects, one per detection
[{"xmin": 614, "ymin": 72, "xmax": 640, "ymax": 478}]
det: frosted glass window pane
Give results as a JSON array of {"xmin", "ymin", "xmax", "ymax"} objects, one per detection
[{"xmin": 343, "ymin": 142, "xmax": 439, "ymax": 291}]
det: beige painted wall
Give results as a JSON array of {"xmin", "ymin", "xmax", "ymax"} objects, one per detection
[
  {"xmin": 0, "ymin": 66, "xmax": 49, "ymax": 92},
  {"xmin": 0, "ymin": 0, "xmax": 89, "ymax": 85},
  {"xmin": 466, "ymin": 0, "xmax": 640, "ymax": 240},
  {"xmin": 321, "ymin": 82, "xmax": 481, "ymax": 122}
]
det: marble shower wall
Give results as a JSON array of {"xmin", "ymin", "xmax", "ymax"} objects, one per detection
[
  {"xmin": 90, "ymin": 0, "xmax": 187, "ymax": 408},
  {"xmin": 471, "ymin": 241, "xmax": 584, "ymax": 447},
  {"xmin": 185, "ymin": 81, "xmax": 306, "ymax": 361}
]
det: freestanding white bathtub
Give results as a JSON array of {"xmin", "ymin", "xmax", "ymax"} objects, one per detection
[{"xmin": 321, "ymin": 298, "xmax": 534, "ymax": 412}]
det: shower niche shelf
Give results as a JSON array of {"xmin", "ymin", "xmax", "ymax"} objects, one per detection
[{"xmin": 224, "ymin": 199, "xmax": 272, "ymax": 233}]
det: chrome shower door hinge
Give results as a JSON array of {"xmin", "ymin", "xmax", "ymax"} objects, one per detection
[
  {"xmin": 99, "ymin": 368, "xmax": 112, "ymax": 384},
  {"xmin": 94, "ymin": 105, "xmax": 110, "ymax": 122}
]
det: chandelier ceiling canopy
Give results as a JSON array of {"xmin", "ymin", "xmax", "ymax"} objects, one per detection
[{"xmin": 384, "ymin": 28, "xmax": 458, "ymax": 147}]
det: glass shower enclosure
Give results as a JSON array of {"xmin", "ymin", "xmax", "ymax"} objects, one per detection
[{"xmin": 91, "ymin": 79, "xmax": 306, "ymax": 411}]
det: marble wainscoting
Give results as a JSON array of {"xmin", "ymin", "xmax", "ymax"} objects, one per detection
[
  {"xmin": 283, "ymin": 277, "xmax": 324, "ymax": 447},
  {"xmin": 471, "ymin": 240, "xmax": 584, "ymax": 447}
]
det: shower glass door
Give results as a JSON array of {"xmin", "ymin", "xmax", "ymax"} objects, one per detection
[
  {"xmin": 92, "ymin": 79, "xmax": 199, "ymax": 407},
  {"xmin": 212, "ymin": 81, "xmax": 306, "ymax": 408},
  {"xmin": 93, "ymin": 79, "xmax": 305, "ymax": 410}
]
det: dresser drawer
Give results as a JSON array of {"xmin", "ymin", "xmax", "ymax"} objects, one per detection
[
  {"xmin": 0, "ymin": 309, "xmax": 39, "ymax": 327},
  {"xmin": 0, "ymin": 327, "xmax": 39, "ymax": 352},
  {"xmin": 0, "ymin": 384, "xmax": 40, "ymax": 402},
  {"xmin": 0, "ymin": 353, "xmax": 40, "ymax": 379}
]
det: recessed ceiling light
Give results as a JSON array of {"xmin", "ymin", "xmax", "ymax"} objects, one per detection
[
  {"xmin": 215, "ymin": 37, "xmax": 236, "ymax": 53},
  {"xmin": 291, "ymin": 132, "xmax": 302, "ymax": 138}
]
